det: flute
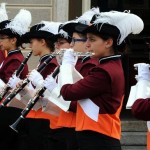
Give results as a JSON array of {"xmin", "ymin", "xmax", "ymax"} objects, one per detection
[
  {"xmin": 0, "ymin": 51, "xmax": 32, "ymax": 102},
  {"xmin": 53, "ymin": 50, "xmax": 94, "ymax": 57},
  {"xmin": 10, "ymin": 66, "xmax": 60, "ymax": 132},
  {"xmin": 0, "ymin": 54, "xmax": 56, "ymax": 109}
]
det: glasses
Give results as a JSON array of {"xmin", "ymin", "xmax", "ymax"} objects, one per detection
[{"xmin": 71, "ymin": 38, "xmax": 87, "ymax": 46}]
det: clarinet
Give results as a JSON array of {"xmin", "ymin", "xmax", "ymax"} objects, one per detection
[
  {"xmin": 0, "ymin": 54, "xmax": 55, "ymax": 109},
  {"xmin": 0, "ymin": 51, "xmax": 32, "ymax": 102},
  {"xmin": 10, "ymin": 66, "xmax": 60, "ymax": 132}
]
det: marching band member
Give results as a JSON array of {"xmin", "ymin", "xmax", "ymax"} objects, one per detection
[
  {"xmin": 46, "ymin": 22, "xmax": 90, "ymax": 150},
  {"xmin": 10, "ymin": 21, "xmax": 66, "ymax": 150},
  {"xmin": 0, "ymin": 9, "xmax": 30, "ymax": 85},
  {"xmin": 131, "ymin": 63, "xmax": 150, "ymax": 150},
  {"xmin": 54, "ymin": 8, "xmax": 99, "ymax": 150},
  {"xmin": 44, "ymin": 11, "xmax": 143, "ymax": 150},
  {"xmin": 0, "ymin": 9, "xmax": 31, "ymax": 150}
]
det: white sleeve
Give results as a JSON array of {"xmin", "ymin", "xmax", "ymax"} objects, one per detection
[
  {"xmin": 59, "ymin": 64, "xmax": 74, "ymax": 86},
  {"xmin": 59, "ymin": 64, "xmax": 83, "ymax": 87},
  {"xmin": 136, "ymin": 80, "xmax": 150, "ymax": 99},
  {"xmin": 126, "ymin": 80, "xmax": 150, "ymax": 109}
]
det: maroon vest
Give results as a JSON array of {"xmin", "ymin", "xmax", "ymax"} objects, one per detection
[
  {"xmin": 0, "ymin": 50, "xmax": 5, "ymax": 64},
  {"xmin": 0, "ymin": 50, "xmax": 28, "ymax": 83}
]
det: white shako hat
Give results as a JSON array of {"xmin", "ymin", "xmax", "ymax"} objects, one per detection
[
  {"xmin": 22, "ymin": 21, "xmax": 61, "ymax": 43},
  {"xmin": 62, "ymin": 7, "xmax": 100, "ymax": 35},
  {"xmin": 0, "ymin": 9, "xmax": 32, "ymax": 38},
  {"xmin": 0, "ymin": 3, "xmax": 8, "ymax": 22},
  {"xmin": 84, "ymin": 10, "xmax": 144, "ymax": 45}
]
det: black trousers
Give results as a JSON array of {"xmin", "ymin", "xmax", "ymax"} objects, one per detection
[
  {"xmin": 76, "ymin": 130, "xmax": 122, "ymax": 150},
  {"xmin": 0, "ymin": 107, "xmax": 22, "ymax": 150},
  {"xmin": 0, "ymin": 127, "xmax": 19, "ymax": 150},
  {"xmin": 15, "ymin": 118, "xmax": 66, "ymax": 150},
  {"xmin": 51, "ymin": 127, "xmax": 79, "ymax": 150}
]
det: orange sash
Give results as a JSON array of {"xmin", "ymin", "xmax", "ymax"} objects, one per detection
[{"xmin": 147, "ymin": 131, "xmax": 150, "ymax": 150}]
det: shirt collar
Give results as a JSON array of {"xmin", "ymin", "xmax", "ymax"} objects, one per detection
[
  {"xmin": 99, "ymin": 55, "xmax": 121, "ymax": 64},
  {"xmin": 39, "ymin": 54, "xmax": 50, "ymax": 63},
  {"xmin": 8, "ymin": 49, "xmax": 21, "ymax": 56},
  {"xmin": 82, "ymin": 56, "xmax": 91, "ymax": 63}
]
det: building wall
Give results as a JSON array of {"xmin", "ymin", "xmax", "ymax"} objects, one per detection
[
  {"xmin": 3, "ymin": 0, "xmax": 53, "ymax": 25},
  {"xmin": 2, "ymin": 0, "xmax": 69, "ymax": 70}
]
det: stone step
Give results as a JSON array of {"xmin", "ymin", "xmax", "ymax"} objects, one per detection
[
  {"xmin": 121, "ymin": 121, "xmax": 147, "ymax": 144},
  {"xmin": 121, "ymin": 121, "xmax": 147, "ymax": 149},
  {"xmin": 121, "ymin": 120, "xmax": 147, "ymax": 132},
  {"xmin": 122, "ymin": 146, "xmax": 146, "ymax": 150},
  {"xmin": 121, "ymin": 132, "xmax": 147, "ymax": 145}
]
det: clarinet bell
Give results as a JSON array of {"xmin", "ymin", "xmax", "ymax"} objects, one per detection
[{"xmin": 9, "ymin": 116, "xmax": 24, "ymax": 133}]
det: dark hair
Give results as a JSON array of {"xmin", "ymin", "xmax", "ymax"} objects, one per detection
[
  {"xmin": 37, "ymin": 38, "xmax": 55, "ymax": 52},
  {"xmin": 7, "ymin": 35, "xmax": 24, "ymax": 49},
  {"xmin": 16, "ymin": 36, "xmax": 24, "ymax": 48},
  {"xmin": 94, "ymin": 33, "xmax": 127, "ymax": 54},
  {"xmin": 29, "ymin": 37, "xmax": 55, "ymax": 52},
  {"xmin": 76, "ymin": 32, "xmax": 87, "ymax": 39},
  {"xmin": 44, "ymin": 38, "xmax": 55, "ymax": 52}
]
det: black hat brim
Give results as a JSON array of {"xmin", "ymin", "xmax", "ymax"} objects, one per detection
[
  {"xmin": 0, "ymin": 29, "xmax": 20, "ymax": 37},
  {"xmin": 62, "ymin": 22, "xmax": 77, "ymax": 35},
  {"xmin": 83, "ymin": 23, "xmax": 120, "ymax": 39},
  {"xmin": 0, "ymin": 20, "xmax": 20, "ymax": 37},
  {"xmin": 74, "ymin": 24, "xmax": 89, "ymax": 34},
  {"xmin": 63, "ymin": 22, "xmax": 89, "ymax": 35},
  {"xmin": 21, "ymin": 31, "xmax": 55, "ymax": 43}
]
